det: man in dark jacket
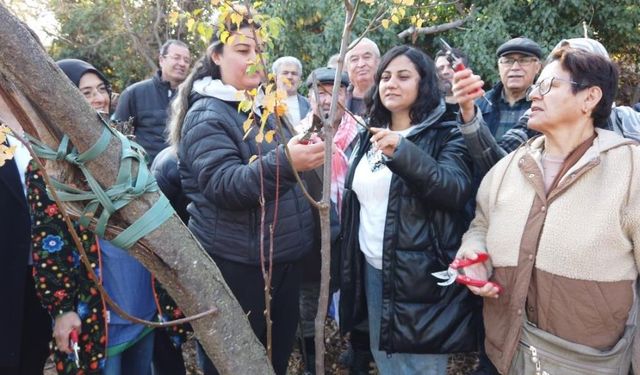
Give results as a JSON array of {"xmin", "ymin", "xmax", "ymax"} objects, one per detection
[
  {"xmin": 114, "ymin": 40, "xmax": 191, "ymax": 164},
  {"xmin": 272, "ymin": 56, "xmax": 311, "ymax": 129},
  {"xmin": 476, "ymin": 37, "xmax": 542, "ymax": 141},
  {"xmin": 0, "ymin": 104, "xmax": 51, "ymax": 375}
]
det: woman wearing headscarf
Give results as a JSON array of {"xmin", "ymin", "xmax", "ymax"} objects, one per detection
[{"xmin": 25, "ymin": 59, "xmax": 187, "ymax": 375}]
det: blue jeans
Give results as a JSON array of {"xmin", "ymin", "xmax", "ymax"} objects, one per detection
[
  {"xmin": 104, "ymin": 330, "xmax": 154, "ymax": 375},
  {"xmin": 365, "ymin": 263, "xmax": 448, "ymax": 375}
]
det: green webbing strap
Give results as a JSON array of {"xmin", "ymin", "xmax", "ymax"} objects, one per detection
[
  {"xmin": 27, "ymin": 117, "xmax": 174, "ymax": 249},
  {"xmin": 111, "ymin": 194, "xmax": 173, "ymax": 249}
]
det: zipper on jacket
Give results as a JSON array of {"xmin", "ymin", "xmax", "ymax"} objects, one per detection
[{"xmin": 519, "ymin": 341, "xmax": 620, "ymax": 374}]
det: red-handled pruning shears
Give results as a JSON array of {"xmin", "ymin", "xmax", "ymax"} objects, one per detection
[
  {"xmin": 432, "ymin": 252, "xmax": 503, "ymax": 293},
  {"xmin": 70, "ymin": 328, "xmax": 80, "ymax": 368},
  {"xmin": 439, "ymin": 38, "xmax": 492, "ymax": 107},
  {"xmin": 439, "ymin": 38, "xmax": 467, "ymax": 73}
]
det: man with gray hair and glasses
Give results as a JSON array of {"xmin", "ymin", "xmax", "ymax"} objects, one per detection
[
  {"xmin": 453, "ymin": 37, "xmax": 640, "ymax": 176},
  {"xmin": 474, "ymin": 37, "xmax": 542, "ymax": 141},
  {"xmin": 272, "ymin": 56, "xmax": 310, "ymax": 129}
]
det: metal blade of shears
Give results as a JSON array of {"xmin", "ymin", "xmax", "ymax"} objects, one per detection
[{"xmin": 431, "ymin": 269, "xmax": 456, "ymax": 286}]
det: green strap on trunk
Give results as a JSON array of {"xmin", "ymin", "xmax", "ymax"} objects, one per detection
[{"xmin": 28, "ymin": 116, "xmax": 175, "ymax": 249}]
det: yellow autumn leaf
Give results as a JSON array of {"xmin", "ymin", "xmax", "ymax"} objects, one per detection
[
  {"xmin": 361, "ymin": 0, "xmax": 374, "ymax": 4},
  {"xmin": 416, "ymin": 18, "xmax": 424, "ymax": 28},
  {"xmin": 242, "ymin": 117, "xmax": 253, "ymax": 132},
  {"xmin": 230, "ymin": 12, "xmax": 244, "ymax": 28},
  {"xmin": 220, "ymin": 30, "xmax": 230, "ymax": 44},
  {"xmin": 0, "ymin": 124, "xmax": 10, "ymax": 144},
  {"xmin": 255, "ymin": 131, "xmax": 264, "ymax": 143},
  {"xmin": 391, "ymin": 14, "xmax": 400, "ymax": 24},
  {"xmin": 0, "ymin": 144, "xmax": 16, "ymax": 167},
  {"xmin": 167, "ymin": 11, "xmax": 180, "ymax": 24},
  {"xmin": 403, "ymin": 0, "xmax": 414, "ymax": 5},
  {"xmin": 186, "ymin": 18, "xmax": 196, "ymax": 32},
  {"xmin": 275, "ymin": 103, "xmax": 287, "ymax": 117},
  {"xmin": 398, "ymin": 8, "xmax": 405, "ymax": 18},
  {"xmin": 264, "ymin": 130, "xmax": 275, "ymax": 143},
  {"xmin": 381, "ymin": 19, "xmax": 390, "ymax": 29}
]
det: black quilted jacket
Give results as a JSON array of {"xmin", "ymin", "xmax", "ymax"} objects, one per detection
[
  {"xmin": 114, "ymin": 71, "xmax": 174, "ymax": 164},
  {"xmin": 178, "ymin": 92, "xmax": 315, "ymax": 264}
]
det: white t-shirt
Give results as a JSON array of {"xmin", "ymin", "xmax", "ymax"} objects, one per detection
[
  {"xmin": 7, "ymin": 132, "xmax": 31, "ymax": 196},
  {"xmin": 352, "ymin": 126, "xmax": 415, "ymax": 269},
  {"xmin": 285, "ymin": 95, "xmax": 301, "ymax": 126}
]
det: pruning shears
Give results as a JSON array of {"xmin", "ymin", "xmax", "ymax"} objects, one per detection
[
  {"xmin": 439, "ymin": 38, "xmax": 492, "ymax": 107},
  {"xmin": 70, "ymin": 328, "xmax": 80, "ymax": 368},
  {"xmin": 439, "ymin": 38, "xmax": 467, "ymax": 73},
  {"xmin": 300, "ymin": 114, "xmax": 324, "ymax": 144},
  {"xmin": 431, "ymin": 252, "xmax": 503, "ymax": 293}
]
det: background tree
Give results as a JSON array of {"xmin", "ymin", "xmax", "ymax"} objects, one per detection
[{"xmin": 40, "ymin": 0, "xmax": 640, "ymax": 103}]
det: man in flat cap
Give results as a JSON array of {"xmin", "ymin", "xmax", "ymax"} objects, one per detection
[
  {"xmin": 296, "ymin": 66, "xmax": 360, "ymax": 374},
  {"xmin": 476, "ymin": 37, "xmax": 542, "ymax": 140}
]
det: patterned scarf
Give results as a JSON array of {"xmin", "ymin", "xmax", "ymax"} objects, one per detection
[{"xmin": 331, "ymin": 114, "xmax": 359, "ymax": 214}]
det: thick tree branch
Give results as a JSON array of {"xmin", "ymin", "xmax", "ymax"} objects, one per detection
[{"xmin": 0, "ymin": 5, "xmax": 274, "ymax": 374}]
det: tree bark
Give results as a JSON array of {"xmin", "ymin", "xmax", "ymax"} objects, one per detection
[{"xmin": 0, "ymin": 4, "xmax": 274, "ymax": 374}]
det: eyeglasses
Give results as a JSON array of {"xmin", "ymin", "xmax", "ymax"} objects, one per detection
[
  {"xmin": 163, "ymin": 54, "xmax": 191, "ymax": 65},
  {"xmin": 525, "ymin": 77, "xmax": 585, "ymax": 101},
  {"xmin": 498, "ymin": 56, "xmax": 539, "ymax": 67}
]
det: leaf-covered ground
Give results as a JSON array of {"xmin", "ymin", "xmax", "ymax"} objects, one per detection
[{"xmin": 44, "ymin": 319, "xmax": 479, "ymax": 374}]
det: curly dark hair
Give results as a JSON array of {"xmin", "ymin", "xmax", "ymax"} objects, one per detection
[{"xmin": 366, "ymin": 45, "xmax": 442, "ymax": 128}]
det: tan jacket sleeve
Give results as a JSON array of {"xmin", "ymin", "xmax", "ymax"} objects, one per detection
[{"xmin": 456, "ymin": 165, "xmax": 497, "ymax": 274}]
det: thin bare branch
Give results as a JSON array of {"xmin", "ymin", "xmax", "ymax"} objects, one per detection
[
  {"xmin": 154, "ymin": 0, "xmax": 164, "ymax": 47},
  {"xmin": 350, "ymin": 5, "xmax": 387, "ymax": 51},
  {"xmin": 397, "ymin": 4, "xmax": 476, "ymax": 39},
  {"xmin": 120, "ymin": 0, "xmax": 158, "ymax": 72}
]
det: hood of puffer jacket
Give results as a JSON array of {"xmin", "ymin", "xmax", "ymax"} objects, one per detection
[{"xmin": 192, "ymin": 77, "xmax": 266, "ymax": 116}]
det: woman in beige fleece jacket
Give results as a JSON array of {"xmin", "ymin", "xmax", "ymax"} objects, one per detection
[{"xmin": 455, "ymin": 47, "xmax": 640, "ymax": 374}]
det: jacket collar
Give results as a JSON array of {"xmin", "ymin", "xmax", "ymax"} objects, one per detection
[
  {"xmin": 403, "ymin": 99, "xmax": 447, "ymax": 137},
  {"xmin": 525, "ymin": 128, "xmax": 635, "ymax": 179},
  {"xmin": 153, "ymin": 70, "xmax": 173, "ymax": 90}
]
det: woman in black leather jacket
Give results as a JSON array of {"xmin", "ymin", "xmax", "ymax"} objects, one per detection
[{"xmin": 339, "ymin": 45, "xmax": 481, "ymax": 374}]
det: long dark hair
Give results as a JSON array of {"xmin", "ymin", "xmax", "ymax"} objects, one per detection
[
  {"xmin": 168, "ymin": 10, "xmax": 256, "ymax": 148},
  {"xmin": 366, "ymin": 45, "xmax": 442, "ymax": 128}
]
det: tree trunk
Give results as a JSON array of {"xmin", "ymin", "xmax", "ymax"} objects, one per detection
[{"xmin": 0, "ymin": 4, "xmax": 274, "ymax": 374}]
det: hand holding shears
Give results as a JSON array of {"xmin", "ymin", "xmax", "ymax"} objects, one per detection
[{"xmin": 432, "ymin": 252, "xmax": 503, "ymax": 297}]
